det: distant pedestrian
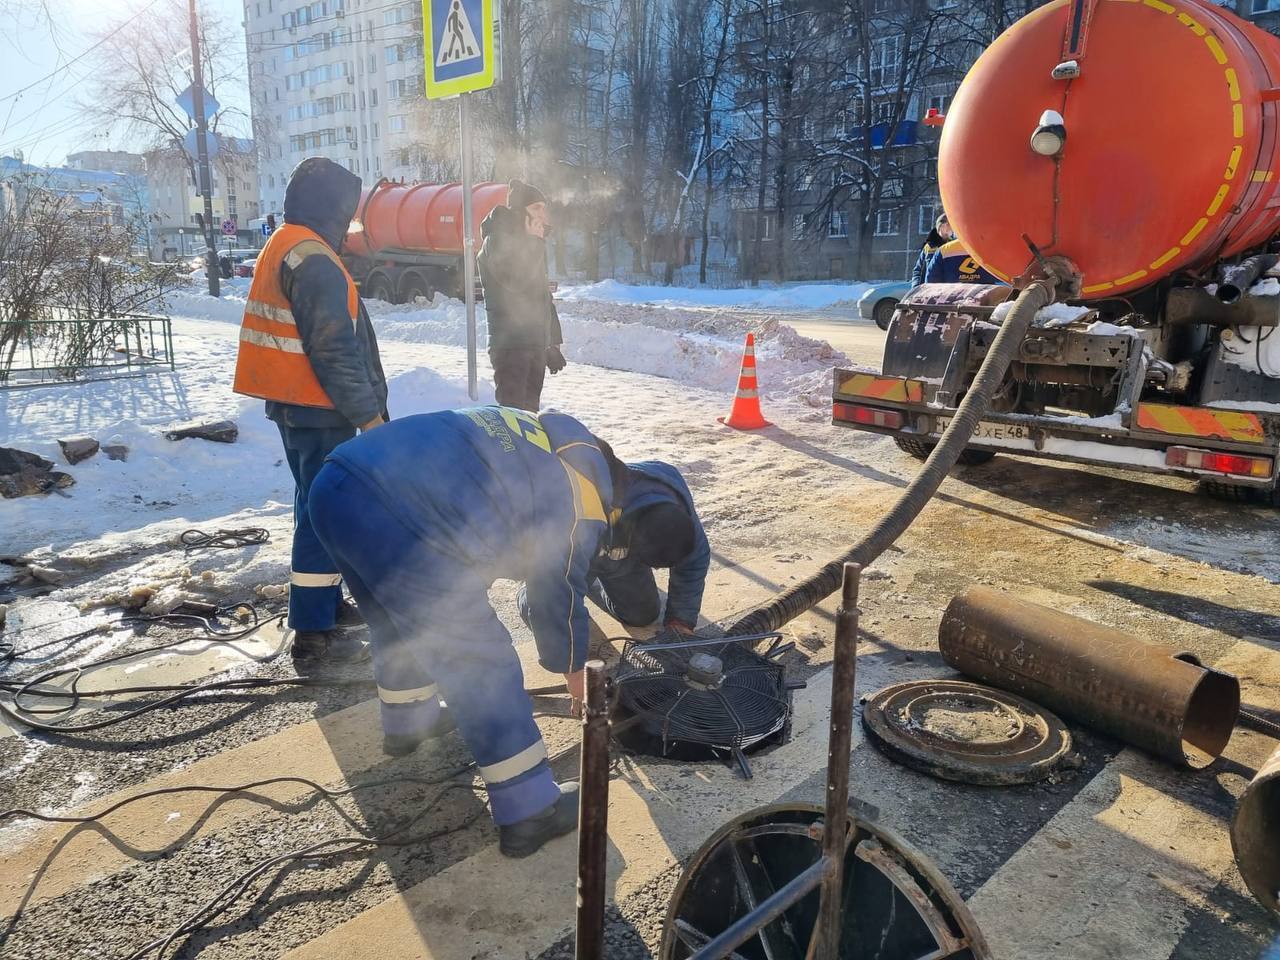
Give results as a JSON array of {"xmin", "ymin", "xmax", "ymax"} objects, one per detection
[
  {"xmin": 910, "ymin": 213, "xmax": 952, "ymax": 287},
  {"xmin": 477, "ymin": 180, "xmax": 564, "ymax": 411},
  {"xmin": 232, "ymin": 156, "xmax": 388, "ymax": 668}
]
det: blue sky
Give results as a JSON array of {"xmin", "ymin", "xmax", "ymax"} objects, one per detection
[{"xmin": 0, "ymin": 0, "xmax": 247, "ymax": 166}]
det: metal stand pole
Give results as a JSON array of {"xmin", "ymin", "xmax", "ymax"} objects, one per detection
[
  {"xmin": 460, "ymin": 92, "xmax": 478, "ymax": 401},
  {"xmin": 807, "ymin": 562, "xmax": 860, "ymax": 960},
  {"xmin": 575, "ymin": 660, "xmax": 610, "ymax": 960},
  {"xmin": 187, "ymin": 0, "xmax": 219, "ymax": 298}
]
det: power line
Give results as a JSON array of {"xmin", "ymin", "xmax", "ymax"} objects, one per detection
[{"xmin": 0, "ymin": 0, "xmax": 167, "ymax": 106}]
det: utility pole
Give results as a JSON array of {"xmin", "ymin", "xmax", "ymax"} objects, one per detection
[{"xmin": 188, "ymin": 0, "xmax": 219, "ymax": 297}]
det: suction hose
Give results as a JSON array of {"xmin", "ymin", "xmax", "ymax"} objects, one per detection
[{"xmin": 727, "ymin": 279, "xmax": 1058, "ymax": 636}]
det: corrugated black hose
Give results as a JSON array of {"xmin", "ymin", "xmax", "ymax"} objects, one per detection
[{"xmin": 728, "ymin": 279, "xmax": 1059, "ymax": 637}]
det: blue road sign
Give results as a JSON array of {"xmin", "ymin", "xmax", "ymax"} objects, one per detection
[
  {"xmin": 424, "ymin": 0, "xmax": 494, "ymax": 98},
  {"xmin": 261, "ymin": 222, "xmax": 273, "ymax": 237},
  {"xmin": 182, "ymin": 128, "xmax": 220, "ymax": 160},
  {"xmin": 176, "ymin": 83, "xmax": 220, "ymax": 122}
]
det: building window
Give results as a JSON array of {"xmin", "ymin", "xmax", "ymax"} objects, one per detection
[
  {"xmin": 871, "ymin": 35, "xmax": 902, "ymax": 88},
  {"xmin": 389, "ymin": 115, "xmax": 407, "ymax": 133},
  {"xmin": 710, "ymin": 219, "xmax": 721, "ymax": 238},
  {"xmin": 1251, "ymin": 0, "xmax": 1280, "ymax": 11},
  {"xmin": 918, "ymin": 202, "xmax": 937, "ymax": 234},
  {"xmin": 370, "ymin": 87, "xmax": 378, "ymax": 106},
  {"xmin": 801, "ymin": 115, "xmax": 815, "ymax": 140},
  {"xmin": 927, "ymin": 92, "xmax": 952, "ymax": 115},
  {"xmin": 829, "ymin": 210, "xmax": 849, "ymax": 238},
  {"xmin": 792, "ymin": 213, "xmax": 804, "ymax": 239},
  {"xmin": 371, "ymin": 121, "xmax": 379, "ymax": 139},
  {"xmin": 874, "ymin": 208, "xmax": 900, "ymax": 236}
]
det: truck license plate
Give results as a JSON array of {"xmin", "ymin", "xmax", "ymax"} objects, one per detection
[{"xmin": 933, "ymin": 417, "xmax": 1030, "ymax": 441}]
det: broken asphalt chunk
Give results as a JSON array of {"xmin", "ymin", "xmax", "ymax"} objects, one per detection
[
  {"xmin": 58, "ymin": 437, "xmax": 100, "ymax": 465},
  {"xmin": 164, "ymin": 420, "xmax": 238, "ymax": 444}
]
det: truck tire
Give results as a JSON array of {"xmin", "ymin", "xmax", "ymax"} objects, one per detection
[
  {"xmin": 1199, "ymin": 479, "xmax": 1278, "ymax": 507},
  {"xmin": 873, "ymin": 299, "xmax": 898, "ymax": 331},
  {"xmin": 365, "ymin": 273, "xmax": 395, "ymax": 304},
  {"xmin": 400, "ymin": 273, "xmax": 434, "ymax": 303},
  {"xmin": 893, "ymin": 436, "xmax": 997, "ymax": 466}
]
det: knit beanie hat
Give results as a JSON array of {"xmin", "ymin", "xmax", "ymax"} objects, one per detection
[{"xmin": 508, "ymin": 179, "xmax": 547, "ymax": 211}]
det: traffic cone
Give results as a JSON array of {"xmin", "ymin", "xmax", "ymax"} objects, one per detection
[{"xmin": 718, "ymin": 333, "xmax": 772, "ymax": 430}]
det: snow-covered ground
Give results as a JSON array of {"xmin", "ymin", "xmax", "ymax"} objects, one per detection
[{"xmin": 556, "ymin": 279, "xmax": 873, "ymax": 311}]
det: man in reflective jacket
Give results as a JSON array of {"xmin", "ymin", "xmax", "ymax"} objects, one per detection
[
  {"xmin": 233, "ymin": 157, "xmax": 388, "ymax": 666},
  {"xmin": 307, "ymin": 406, "xmax": 625, "ymax": 857}
]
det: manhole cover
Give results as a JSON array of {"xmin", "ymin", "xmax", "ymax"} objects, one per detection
[{"xmin": 862, "ymin": 679, "xmax": 1073, "ymax": 785}]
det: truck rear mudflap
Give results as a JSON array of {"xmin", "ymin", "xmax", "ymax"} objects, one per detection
[{"xmin": 832, "ymin": 370, "xmax": 1280, "ymax": 490}]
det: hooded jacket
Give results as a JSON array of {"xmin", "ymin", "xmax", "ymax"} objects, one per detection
[
  {"xmin": 266, "ymin": 157, "xmax": 389, "ymax": 429},
  {"xmin": 910, "ymin": 227, "xmax": 947, "ymax": 287},
  {"xmin": 477, "ymin": 205, "xmax": 562, "ymax": 351},
  {"xmin": 590, "ymin": 461, "xmax": 710, "ymax": 628}
]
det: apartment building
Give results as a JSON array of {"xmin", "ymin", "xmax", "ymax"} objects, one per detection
[
  {"xmin": 243, "ymin": 0, "xmax": 427, "ymax": 216},
  {"xmin": 146, "ymin": 140, "xmax": 261, "ymax": 259}
]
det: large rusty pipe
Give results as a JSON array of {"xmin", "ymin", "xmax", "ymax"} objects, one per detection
[
  {"xmin": 938, "ymin": 587, "xmax": 1240, "ymax": 769},
  {"xmin": 1232, "ymin": 744, "xmax": 1280, "ymax": 917}
]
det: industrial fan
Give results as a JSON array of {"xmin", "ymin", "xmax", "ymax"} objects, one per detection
[{"xmin": 612, "ymin": 633, "xmax": 798, "ymax": 778}]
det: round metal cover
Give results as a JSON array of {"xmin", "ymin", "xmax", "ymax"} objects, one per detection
[
  {"xmin": 862, "ymin": 679, "xmax": 1072, "ymax": 786},
  {"xmin": 660, "ymin": 803, "xmax": 990, "ymax": 959}
]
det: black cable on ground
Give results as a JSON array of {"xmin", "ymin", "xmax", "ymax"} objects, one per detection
[
  {"xmin": 1240, "ymin": 708, "xmax": 1280, "ymax": 741},
  {"xmin": 178, "ymin": 527, "xmax": 271, "ymax": 550},
  {"xmin": 728, "ymin": 279, "xmax": 1060, "ymax": 636}
]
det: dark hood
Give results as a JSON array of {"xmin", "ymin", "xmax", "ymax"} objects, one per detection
[
  {"xmin": 283, "ymin": 157, "xmax": 363, "ymax": 252},
  {"xmin": 924, "ymin": 228, "xmax": 946, "ymax": 249}
]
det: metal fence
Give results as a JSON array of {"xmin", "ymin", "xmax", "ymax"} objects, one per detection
[{"xmin": 0, "ymin": 313, "xmax": 175, "ymax": 388}]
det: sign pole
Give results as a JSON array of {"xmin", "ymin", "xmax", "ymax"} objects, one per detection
[
  {"xmin": 187, "ymin": 0, "xmax": 219, "ymax": 298},
  {"xmin": 460, "ymin": 91, "xmax": 478, "ymax": 401}
]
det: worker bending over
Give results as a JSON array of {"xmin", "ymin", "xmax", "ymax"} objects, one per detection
[
  {"xmin": 521, "ymin": 460, "xmax": 710, "ymax": 635},
  {"xmin": 233, "ymin": 156, "xmax": 388, "ymax": 666},
  {"xmin": 307, "ymin": 406, "xmax": 630, "ymax": 858}
]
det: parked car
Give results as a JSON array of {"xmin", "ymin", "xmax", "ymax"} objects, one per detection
[
  {"xmin": 857, "ymin": 280, "xmax": 914, "ymax": 330},
  {"xmin": 235, "ymin": 258, "xmax": 257, "ymax": 278}
]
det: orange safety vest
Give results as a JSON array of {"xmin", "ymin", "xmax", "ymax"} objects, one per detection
[{"xmin": 232, "ymin": 223, "xmax": 360, "ymax": 409}]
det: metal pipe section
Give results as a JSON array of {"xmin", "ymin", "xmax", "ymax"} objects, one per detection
[
  {"xmin": 729, "ymin": 279, "xmax": 1058, "ymax": 637},
  {"xmin": 808, "ymin": 563, "xmax": 861, "ymax": 960},
  {"xmin": 938, "ymin": 587, "xmax": 1240, "ymax": 768},
  {"xmin": 1217, "ymin": 254, "xmax": 1280, "ymax": 304},
  {"xmin": 1232, "ymin": 743, "xmax": 1280, "ymax": 917},
  {"xmin": 688, "ymin": 857, "xmax": 832, "ymax": 960},
  {"xmin": 575, "ymin": 660, "xmax": 610, "ymax": 960}
]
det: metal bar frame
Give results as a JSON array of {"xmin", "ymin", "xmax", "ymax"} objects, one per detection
[{"xmin": 0, "ymin": 314, "xmax": 174, "ymax": 388}]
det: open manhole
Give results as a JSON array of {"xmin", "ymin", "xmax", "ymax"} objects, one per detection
[
  {"xmin": 862, "ymin": 679, "xmax": 1073, "ymax": 785},
  {"xmin": 612, "ymin": 635, "xmax": 797, "ymax": 778}
]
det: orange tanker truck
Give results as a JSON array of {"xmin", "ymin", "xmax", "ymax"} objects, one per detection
[
  {"xmin": 341, "ymin": 179, "xmax": 508, "ymax": 304},
  {"xmin": 832, "ymin": 0, "xmax": 1280, "ymax": 506}
]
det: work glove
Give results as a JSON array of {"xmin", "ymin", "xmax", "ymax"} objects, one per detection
[{"xmin": 546, "ymin": 345, "xmax": 567, "ymax": 374}]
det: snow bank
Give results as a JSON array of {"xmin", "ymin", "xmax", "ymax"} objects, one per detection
[
  {"xmin": 556, "ymin": 279, "xmax": 872, "ymax": 311},
  {"xmin": 164, "ymin": 287, "xmax": 848, "ymax": 407}
]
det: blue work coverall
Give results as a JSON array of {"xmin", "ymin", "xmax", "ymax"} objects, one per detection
[
  {"xmin": 923, "ymin": 238, "xmax": 1003, "ymax": 285},
  {"xmin": 307, "ymin": 407, "xmax": 612, "ymax": 825}
]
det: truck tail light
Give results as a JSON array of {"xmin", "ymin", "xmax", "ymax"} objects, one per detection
[
  {"xmin": 833, "ymin": 402, "xmax": 905, "ymax": 429},
  {"xmin": 1166, "ymin": 446, "xmax": 1274, "ymax": 478}
]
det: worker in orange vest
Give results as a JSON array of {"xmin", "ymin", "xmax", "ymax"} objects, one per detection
[{"xmin": 233, "ymin": 157, "xmax": 389, "ymax": 667}]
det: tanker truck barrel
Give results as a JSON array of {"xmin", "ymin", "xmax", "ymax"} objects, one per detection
[
  {"xmin": 345, "ymin": 181, "xmax": 508, "ymax": 259},
  {"xmin": 940, "ymin": 0, "xmax": 1280, "ymax": 299}
]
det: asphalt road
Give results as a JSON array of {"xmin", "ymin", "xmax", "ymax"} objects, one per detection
[{"xmin": 783, "ymin": 310, "xmax": 887, "ymax": 367}]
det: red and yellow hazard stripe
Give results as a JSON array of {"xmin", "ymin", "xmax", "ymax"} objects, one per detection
[
  {"xmin": 836, "ymin": 373, "xmax": 925, "ymax": 404},
  {"xmin": 1135, "ymin": 403, "xmax": 1265, "ymax": 445}
]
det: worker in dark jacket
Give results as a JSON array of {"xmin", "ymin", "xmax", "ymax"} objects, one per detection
[
  {"xmin": 233, "ymin": 157, "xmax": 388, "ymax": 666},
  {"xmin": 477, "ymin": 180, "xmax": 564, "ymax": 411},
  {"xmin": 910, "ymin": 213, "xmax": 952, "ymax": 287},
  {"xmin": 516, "ymin": 459, "xmax": 709, "ymax": 636},
  {"xmin": 307, "ymin": 406, "xmax": 628, "ymax": 857},
  {"xmin": 924, "ymin": 237, "xmax": 1003, "ymax": 285}
]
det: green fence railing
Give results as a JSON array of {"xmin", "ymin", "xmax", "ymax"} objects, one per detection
[{"xmin": 0, "ymin": 313, "xmax": 176, "ymax": 388}]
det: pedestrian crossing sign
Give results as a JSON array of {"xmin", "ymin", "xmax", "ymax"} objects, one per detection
[{"xmin": 424, "ymin": 0, "xmax": 495, "ymax": 98}]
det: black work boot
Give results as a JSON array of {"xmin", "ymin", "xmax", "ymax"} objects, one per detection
[
  {"xmin": 289, "ymin": 629, "xmax": 371, "ymax": 666},
  {"xmin": 383, "ymin": 705, "xmax": 458, "ymax": 757},
  {"xmin": 335, "ymin": 598, "xmax": 365, "ymax": 628},
  {"xmin": 498, "ymin": 783, "xmax": 581, "ymax": 859}
]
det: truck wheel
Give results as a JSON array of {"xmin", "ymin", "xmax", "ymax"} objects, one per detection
[
  {"xmin": 873, "ymin": 299, "xmax": 898, "ymax": 331},
  {"xmin": 365, "ymin": 274, "xmax": 394, "ymax": 303},
  {"xmin": 401, "ymin": 275, "xmax": 433, "ymax": 303},
  {"xmin": 893, "ymin": 436, "xmax": 996, "ymax": 466},
  {"xmin": 1199, "ymin": 479, "xmax": 1272, "ymax": 506}
]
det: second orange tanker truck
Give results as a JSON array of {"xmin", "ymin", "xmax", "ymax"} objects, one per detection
[
  {"xmin": 341, "ymin": 179, "xmax": 508, "ymax": 304},
  {"xmin": 832, "ymin": 0, "xmax": 1280, "ymax": 506}
]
